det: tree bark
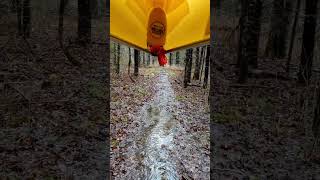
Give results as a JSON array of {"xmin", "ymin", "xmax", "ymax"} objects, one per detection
[
  {"xmin": 200, "ymin": 46, "xmax": 207, "ymax": 81},
  {"xmin": 78, "ymin": 0, "xmax": 91, "ymax": 45},
  {"xmin": 313, "ymin": 87, "xmax": 320, "ymax": 138},
  {"xmin": 22, "ymin": 0, "xmax": 30, "ymax": 38},
  {"xmin": 238, "ymin": 0, "xmax": 262, "ymax": 83},
  {"xmin": 184, "ymin": 49, "xmax": 193, "ymax": 88},
  {"xmin": 58, "ymin": 0, "xmax": 80, "ymax": 67},
  {"xmin": 142, "ymin": 52, "xmax": 145, "ymax": 66},
  {"xmin": 286, "ymin": 0, "xmax": 301, "ymax": 74},
  {"xmin": 147, "ymin": 54, "xmax": 150, "ymax": 66},
  {"xmin": 265, "ymin": 0, "xmax": 291, "ymax": 59},
  {"xmin": 16, "ymin": 0, "xmax": 22, "ymax": 35},
  {"xmin": 193, "ymin": 47, "xmax": 201, "ymax": 80},
  {"xmin": 203, "ymin": 45, "xmax": 210, "ymax": 89},
  {"xmin": 128, "ymin": 47, "xmax": 131, "ymax": 74},
  {"xmin": 213, "ymin": 0, "xmax": 223, "ymax": 16},
  {"xmin": 90, "ymin": 0, "xmax": 98, "ymax": 18},
  {"xmin": 134, "ymin": 49, "xmax": 139, "ymax": 76},
  {"xmin": 297, "ymin": 0, "xmax": 318, "ymax": 84},
  {"xmin": 58, "ymin": 0, "xmax": 65, "ymax": 42},
  {"xmin": 176, "ymin": 51, "xmax": 180, "ymax": 65}
]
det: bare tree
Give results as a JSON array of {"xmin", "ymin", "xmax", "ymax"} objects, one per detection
[
  {"xmin": 58, "ymin": 0, "xmax": 80, "ymax": 67},
  {"xmin": 193, "ymin": 47, "xmax": 201, "ymax": 80},
  {"xmin": 142, "ymin": 52, "xmax": 145, "ymax": 66},
  {"xmin": 176, "ymin": 51, "xmax": 180, "ymax": 65},
  {"xmin": 22, "ymin": 0, "xmax": 30, "ymax": 37},
  {"xmin": 134, "ymin": 49, "xmax": 139, "ymax": 76},
  {"xmin": 286, "ymin": 0, "xmax": 301, "ymax": 74},
  {"xmin": 203, "ymin": 45, "xmax": 210, "ymax": 89},
  {"xmin": 200, "ymin": 46, "xmax": 207, "ymax": 82},
  {"xmin": 238, "ymin": 0, "xmax": 262, "ymax": 83},
  {"xmin": 297, "ymin": 0, "xmax": 318, "ymax": 84},
  {"xmin": 147, "ymin": 54, "xmax": 150, "ymax": 66},
  {"xmin": 16, "ymin": 0, "xmax": 22, "ymax": 35},
  {"xmin": 265, "ymin": 0, "xmax": 291, "ymax": 58},
  {"xmin": 128, "ymin": 47, "xmax": 131, "ymax": 74},
  {"xmin": 78, "ymin": 0, "xmax": 91, "ymax": 45},
  {"xmin": 313, "ymin": 87, "xmax": 320, "ymax": 140},
  {"xmin": 184, "ymin": 49, "xmax": 193, "ymax": 88}
]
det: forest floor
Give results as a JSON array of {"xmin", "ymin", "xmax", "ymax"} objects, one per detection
[
  {"xmin": 110, "ymin": 66, "xmax": 210, "ymax": 179},
  {"xmin": 212, "ymin": 54, "xmax": 320, "ymax": 179},
  {"xmin": 0, "ymin": 16, "xmax": 108, "ymax": 178}
]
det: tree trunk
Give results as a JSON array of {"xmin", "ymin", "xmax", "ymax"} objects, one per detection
[
  {"xmin": 213, "ymin": 0, "xmax": 223, "ymax": 15},
  {"xmin": 286, "ymin": 0, "xmax": 301, "ymax": 74},
  {"xmin": 297, "ymin": 0, "xmax": 318, "ymax": 84},
  {"xmin": 215, "ymin": 0, "xmax": 222, "ymax": 9},
  {"xmin": 116, "ymin": 43, "xmax": 120, "ymax": 74},
  {"xmin": 90, "ymin": 0, "xmax": 98, "ymax": 18},
  {"xmin": 128, "ymin": 47, "xmax": 131, "ymax": 74},
  {"xmin": 16, "ymin": 0, "xmax": 22, "ymax": 35},
  {"xmin": 58, "ymin": 0, "xmax": 81, "ymax": 67},
  {"xmin": 193, "ymin": 47, "xmax": 201, "ymax": 80},
  {"xmin": 203, "ymin": 46, "xmax": 210, "ymax": 89},
  {"xmin": 78, "ymin": 0, "xmax": 91, "ymax": 45},
  {"xmin": 169, "ymin": 53, "xmax": 172, "ymax": 66},
  {"xmin": 238, "ymin": 0, "xmax": 262, "ymax": 83},
  {"xmin": 184, "ymin": 49, "xmax": 193, "ymax": 88},
  {"xmin": 22, "ymin": 0, "xmax": 30, "ymax": 38},
  {"xmin": 142, "ymin": 52, "xmax": 145, "ymax": 66},
  {"xmin": 152, "ymin": 55, "xmax": 155, "ymax": 64},
  {"xmin": 58, "ymin": 0, "xmax": 70, "ymax": 42},
  {"xmin": 176, "ymin": 51, "xmax": 180, "ymax": 65},
  {"xmin": 313, "ymin": 87, "xmax": 320, "ymax": 138},
  {"xmin": 265, "ymin": 0, "xmax": 291, "ymax": 59},
  {"xmin": 134, "ymin": 49, "xmax": 139, "ymax": 76},
  {"xmin": 58, "ymin": 0, "xmax": 65, "ymax": 42},
  {"xmin": 200, "ymin": 46, "xmax": 207, "ymax": 82},
  {"xmin": 147, "ymin": 54, "xmax": 150, "ymax": 66}
]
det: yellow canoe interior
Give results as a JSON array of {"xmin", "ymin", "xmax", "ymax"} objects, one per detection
[{"xmin": 110, "ymin": 0, "xmax": 210, "ymax": 52}]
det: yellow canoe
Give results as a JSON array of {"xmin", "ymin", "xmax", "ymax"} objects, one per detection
[{"xmin": 110, "ymin": 0, "xmax": 210, "ymax": 52}]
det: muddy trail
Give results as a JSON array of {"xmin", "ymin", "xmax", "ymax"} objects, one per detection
[
  {"xmin": 111, "ymin": 68, "xmax": 210, "ymax": 179},
  {"xmin": 140, "ymin": 70, "xmax": 179, "ymax": 179}
]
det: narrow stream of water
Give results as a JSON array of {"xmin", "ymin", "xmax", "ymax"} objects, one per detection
[{"xmin": 141, "ymin": 69, "xmax": 179, "ymax": 180}]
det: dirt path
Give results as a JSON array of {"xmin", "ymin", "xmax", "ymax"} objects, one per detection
[
  {"xmin": 141, "ymin": 69, "xmax": 179, "ymax": 179},
  {"xmin": 111, "ymin": 67, "xmax": 210, "ymax": 179}
]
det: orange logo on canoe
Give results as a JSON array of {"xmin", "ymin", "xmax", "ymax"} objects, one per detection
[{"xmin": 150, "ymin": 21, "xmax": 165, "ymax": 38}]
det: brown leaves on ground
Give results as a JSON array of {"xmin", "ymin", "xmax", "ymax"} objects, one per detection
[{"xmin": 0, "ymin": 16, "xmax": 108, "ymax": 178}]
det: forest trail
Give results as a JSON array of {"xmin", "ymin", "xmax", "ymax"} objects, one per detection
[
  {"xmin": 111, "ymin": 67, "xmax": 210, "ymax": 179},
  {"xmin": 140, "ymin": 69, "xmax": 179, "ymax": 179}
]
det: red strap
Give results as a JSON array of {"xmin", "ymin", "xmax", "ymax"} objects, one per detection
[{"xmin": 149, "ymin": 45, "xmax": 167, "ymax": 66}]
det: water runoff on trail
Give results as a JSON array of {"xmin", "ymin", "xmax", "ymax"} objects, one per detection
[{"xmin": 128, "ymin": 69, "xmax": 182, "ymax": 180}]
